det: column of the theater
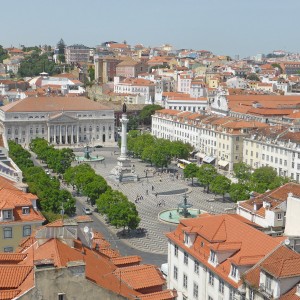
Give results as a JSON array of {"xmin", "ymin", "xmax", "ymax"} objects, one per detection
[{"xmin": 59, "ymin": 125, "xmax": 62, "ymax": 144}]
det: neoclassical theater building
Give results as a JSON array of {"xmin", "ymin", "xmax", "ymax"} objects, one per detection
[{"xmin": 0, "ymin": 96, "xmax": 115, "ymax": 146}]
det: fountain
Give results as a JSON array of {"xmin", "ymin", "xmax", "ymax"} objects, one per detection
[
  {"xmin": 158, "ymin": 193, "xmax": 204, "ymax": 224},
  {"xmin": 75, "ymin": 145, "xmax": 105, "ymax": 162}
]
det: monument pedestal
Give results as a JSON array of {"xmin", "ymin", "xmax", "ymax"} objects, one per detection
[{"xmin": 110, "ymin": 157, "xmax": 138, "ymax": 183}]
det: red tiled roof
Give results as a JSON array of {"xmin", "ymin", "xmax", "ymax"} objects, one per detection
[
  {"xmin": 166, "ymin": 214, "xmax": 284, "ymax": 288},
  {"xmin": 0, "ymin": 253, "xmax": 27, "ymax": 264},
  {"xmin": 111, "ymin": 255, "xmax": 141, "ymax": 266},
  {"xmin": 113, "ymin": 265, "xmax": 165, "ymax": 290},
  {"xmin": 139, "ymin": 290, "xmax": 177, "ymax": 300},
  {"xmin": 0, "ymin": 266, "xmax": 32, "ymax": 289},
  {"xmin": 0, "ymin": 290, "xmax": 21, "ymax": 300}
]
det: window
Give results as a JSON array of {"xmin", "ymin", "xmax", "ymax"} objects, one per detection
[
  {"xmin": 266, "ymin": 275, "xmax": 272, "ymax": 291},
  {"xmin": 183, "ymin": 274, "xmax": 188, "ymax": 289},
  {"xmin": 184, "ymin": 252, "xmax": 188, "ymax": 265},
  {"xmin": 193, "ymin": 282, "xmax": 199, "ymax": 298},
  {"xmin": 229, "ymin": 289, "xmax": 235, "ymax": 300},
  {"xmin": 58, "ymin": 294, "xmax": 65, "ymax": 300},
  {"xmin": 184, "ymin": 233, "xmax": 189, "ymax": 244},
  {"xmin": 23, "ymin": 225, "xmax": 31, "ymax": 237},
  {"xmin": 36, "ymin": 128, "xmax": 39, "ymax": 134},
  {"xmin": 210, "ymin": 250, "xmax": 216, "ymax": 263},
  {"xmin": 277, "ymin": 213, "xmax": 282, "ymax": 220},
  {"xmin": 219, "ymin": 279, "xmax": 224, "ymax": 294},
  {"xmin": 174, "ymin": 245, "xmax": 178, "ymax": 257},
  {"xmin": 209, "ymin": 271, "xmax": 214, "ymax": 286},
  {"xmin": 249, "ymin": 289, "xmax": 255, "ymax": 300},
  {"xmin": 231, "ymin": 264, "xmax": 238, "ymax": 278},
  {"xmin": 194, "ymin": 260, "xmax": 199, "ymax": 274},
  {"xmin": 4, "ymin": 227, "xmax": 12, "ymax": 239},
  {"xmin": 4, "ymin": 247, "xmax": 13, "ymax": 252},
  {"xmin": 208, "ymin": 296, "xmax": 213, "ymax": 300},
  {"xmin": 173, "ymin": 266, "xmax": 178, "ymax": 280},
  {"xmin": 22, "ymin": 207, "xmax": 30, "ymax": 215},
  {"xmin": 3, "ymin": 210, "xmax": 12, "ymax": 220}
]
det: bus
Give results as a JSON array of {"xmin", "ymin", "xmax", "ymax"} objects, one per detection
[{"xmin": 177, "ymin": 159, "xmax": 192, "ymax": 169}]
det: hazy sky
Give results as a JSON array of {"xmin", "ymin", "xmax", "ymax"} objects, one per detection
[{"xmin": 1, "ymin": 0, "xmax": 299, "ymax": 58}]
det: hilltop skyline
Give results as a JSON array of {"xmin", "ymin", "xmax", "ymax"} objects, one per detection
[{"xmin": 2, "ymin": 0, "xmax": 300, "ymax": 57}]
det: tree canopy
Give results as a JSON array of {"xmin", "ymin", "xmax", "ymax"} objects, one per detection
[
  {"xmin": 0, "ymin": 45, "xmax": 8, "ymax": 63},
  {"xmin": 233, "ymin": 162, "xmax": 251, "ymax": 183},
  {"xmin": 18, "ymin": 51, "xmax": 59, "ymax": 77},
  {"xmin": 96, "ymin": 190, "xmax": 140, "ymax": 231},
  {"xmin": 210, "ymin": 175, "xmax": 231, "ymax": 200},
  {"xmin": 197, "ymin": 164, "xmax": 217, "ymax": 193},
  {"xmin": 183, "ymin": 163, "xmax": 199, "ymax": 185},
  {"xmin": 139, "ymin": 105, "xmax": 163, "ymax": 125}
]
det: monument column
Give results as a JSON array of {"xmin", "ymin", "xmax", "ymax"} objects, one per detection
[
  {"xmin": 110, "ymin": 103, "xmax": 137, "ymax": 182},
  {"xmin": 47, "ymin": 125, "xmax": 50, "ymax": 142}
]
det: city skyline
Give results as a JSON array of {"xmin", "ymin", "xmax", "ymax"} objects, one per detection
[{"xmin": 2, "ymin": 0, "xmax": 300, "ymax": 57}]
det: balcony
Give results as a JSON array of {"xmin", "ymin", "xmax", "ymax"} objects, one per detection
[{"xmin": 259, "ymin": 283, "xmax": 273, "ymax": 298}]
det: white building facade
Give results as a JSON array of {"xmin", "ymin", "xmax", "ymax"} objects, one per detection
[{"xmin": 0, "ymin": 97, "xmax": 115, "ymax": 146}]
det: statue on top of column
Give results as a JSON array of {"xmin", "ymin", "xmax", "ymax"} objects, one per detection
[{"xmin": 122, "ymin": 103, "xmax": 127, "ymax": 114}]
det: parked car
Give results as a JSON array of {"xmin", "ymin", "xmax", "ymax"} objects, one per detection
[{"xmin": 82, "ymin": 207, "xmax": 92, "ymax": 215}]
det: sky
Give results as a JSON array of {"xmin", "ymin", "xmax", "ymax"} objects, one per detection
[{"xmin": 1, "ymin": 0, "xmax": 300, "ymax": 58}]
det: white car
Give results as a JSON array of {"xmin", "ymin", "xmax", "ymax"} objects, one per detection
[{"xmin": 82, "ymin": 207, "xmax": 92, "ymax": 215}]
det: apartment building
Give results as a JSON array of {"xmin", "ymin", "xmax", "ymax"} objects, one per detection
[
  {"xmin": 114, "ymin": 77, "xmax": 155, "ymax": 104},
  {"xmin": 165, "ymin": 214, "xmax": 284, "ymax": 300},
  {"xmin": 244, "ymin": 245, "xmax": 300, "ymax": 299},
  {"xmin": 0, "ymin": 176, "xmax": 45, "ymax": 252},
  {"xmin": 243, "ymin": 126, "xmax": 300, "ymax": 181},
  {"xmin": 237, "ymin": 183, "xmax": 300, "ymax": 236},
  {"xmin": 65, "ymin": 44, "xmax": 91, "ymax": 64},
  {"xmin": 152, "ymin": 109, "xmax": 267, "ymax": 172}
]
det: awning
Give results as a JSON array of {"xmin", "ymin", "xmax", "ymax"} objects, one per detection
[
  {"xmin": 218, "ymin": 160, "xmax": 229, "ymax": 167},
  {"xmin": 196, "ymin": 152, "xmax": 206, "ymax": 159},
  {"xmin": 203, "ymin": 156, "xmax": 215, "ymax": 164}
]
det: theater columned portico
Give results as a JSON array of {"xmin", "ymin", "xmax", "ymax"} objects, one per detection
[{"xmin": 0, "ymin": 96, "xmax": 115, "ymax": 147}]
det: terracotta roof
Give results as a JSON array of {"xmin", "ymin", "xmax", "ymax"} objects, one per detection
[
  {"xmin": 239, "ymin": 183, "xmax": 300, "ymax": 216},
  {"xmin": 245, "ymin": 245, "xmax": 300, "ymax": 294},
  {"xmin": 0, "ymin": 290, "xmax": 21, "ymax": 300},
  {"xmin": 0, "ymin": 265, "xmax": 32, "ymax": 289},
  {"xmin": 113, "ymin": 265, "xmax": 165, "ymax": 290},
  {"xmin": 166, "ymin": 214, "xmax": 284, "ymax": 288},
  {"xmin": 111, "ymin": 256, "xmax": 142, "ymax": 267},
  {"xmin": 227, "ymin": 95, "xmax": 300, "ymax": 109},
  {"xmin": 0, "ymin": 253, "xmax": 27, "ymax": 264},
  {"xmin": 121, "ymin": 78, "xmax": 155, "ymax": 86},
  {"xmin": 1, "ymin": 97, "xmax": 111, "ymax": 113},
  {"xmin": 139, "ymin": 290, "xmax": 178, "ymax": 300}
]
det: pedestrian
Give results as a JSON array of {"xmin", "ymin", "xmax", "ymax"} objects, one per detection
[
  {"xmin": 140, "ymin": 195, "xmax": 143, "ymax": 201},
  {"xmin": 152, "ymin": 185, "xmax": 154, "ymax": 191},
  {"xmin": 146, "ymin": 189, "xmax": 148, "ymax": 195},
  {"xmin": 155, "ymin": 192, "xmax": 158, "ymax": 198}
]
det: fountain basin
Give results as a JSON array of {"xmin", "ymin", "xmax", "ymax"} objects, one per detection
[
  {"xmin": 75, "ymin": 155, "xmax": 105, "ymax": 162},
  {"xmin": 158, "ymin": 208, "xmax": 203, "ymax": 224}
]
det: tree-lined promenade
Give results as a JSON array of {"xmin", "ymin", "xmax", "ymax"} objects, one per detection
[
  {"xmin": 9, "ymin": 138, "xmax": 141, "ymax": 231},
  {"xmin": 183, "ymin": 161, "xmax": 289, "ymax": 201}
]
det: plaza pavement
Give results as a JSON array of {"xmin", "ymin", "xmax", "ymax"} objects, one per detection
[{"xmin": 75, "ymin": 147, "xmax": 237, "ymax": 255}]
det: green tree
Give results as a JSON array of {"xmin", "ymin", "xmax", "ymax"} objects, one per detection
[
  {"xmin": 57, "ymin": 39, "xmax": 66, "ymax": 55},
  {"xmin": 271, "ymin": 63, "xmax": 283, "ymax": 73},
  {"xmin": 18, "ymin": 51, "xmax": 58, "ymax": 77},
  {"xmin": 251, "ymin": 166, "xmax": 278, "ymax": 193},
  {"xmin": 229, "ymin": 183, "xmax": 250, "ymax": 202},
  {"xmin": 247, "ymin": 73, "xmax": 260, "ymax": 81},
  {"xmin": 88, "ymin": 66, "xmax": 95, "ymax": 81},
  {"xmin": 133, "ymin": 133, "xmax": 155, "ymax": 157},
  {"xmin": 171, "ymin": 141, "xmax": 192, "ymax": 160},
  {"xmin": 183, "ymin": 163, "xmax": 199, "ymax": 186},
  {"xmin": 233, "ymin": 162, "xmax": 251, "ymax": 183},
  {"xmin": 197, "ymin": 164, "xmax": 217, "ymax": 193},
  {"xmin": 151, "ymin": 139, "xmax": 172, "ymax": 170},
  {"xmin": 211, "ymin": 175, "xmax": 231, "ymax": 201},
  {"xmin": 0, "ymin": 45, "xmax": 8, "ymax": 62},
  {"xmin": 83, "ymin": 175, "xmax": 108, "ymax": 205},
  {"xmin": 139, "ymin": 104, "xmax": 163, "ymax": 125},
  {"xmin": 127, "ymin": 115, "xmax": 139, "ymax": 131}
]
